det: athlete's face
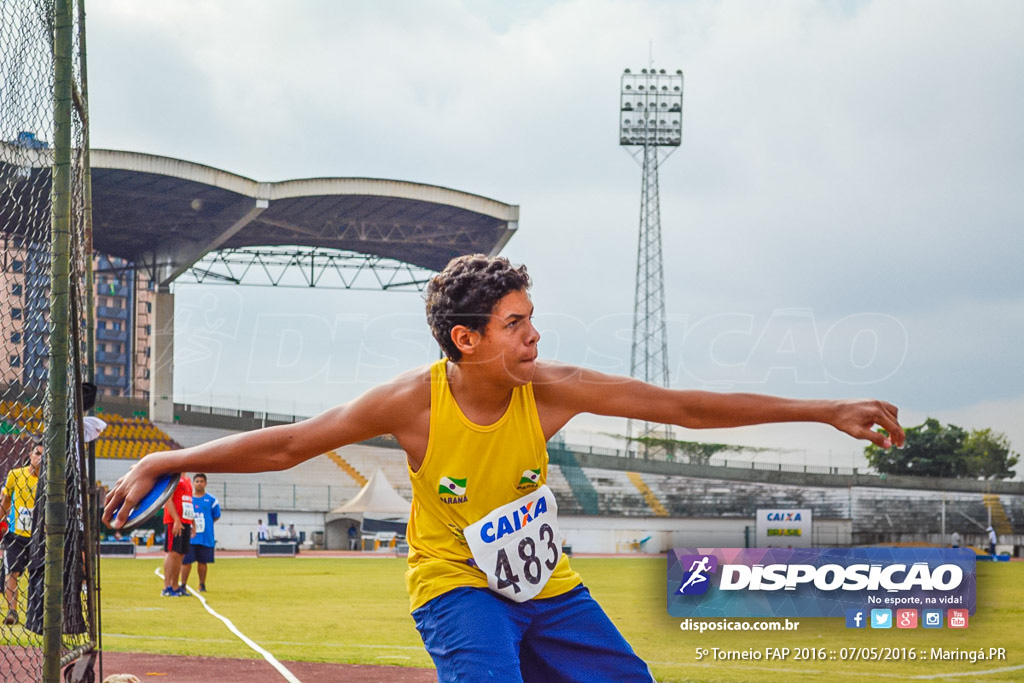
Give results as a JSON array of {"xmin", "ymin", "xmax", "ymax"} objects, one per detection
[
  {"xmin": 473, "ymin": 289, "xmax": 541, "ymax": 384},
  {"xmin": 29, "ymin": 445, "xmax": 42, "ymax": 474},
  {"xmin": 193, "ymin": 476, "xmax": 207, "ymax": 495}
]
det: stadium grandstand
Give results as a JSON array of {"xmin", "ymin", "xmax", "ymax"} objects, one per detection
[{"xmin": 92, "ymin": 412, "xmax": 181, "ymax": 460}]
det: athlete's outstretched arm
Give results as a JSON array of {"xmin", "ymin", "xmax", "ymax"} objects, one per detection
[
  {"xmin": 533, "ymin": 363, "xmax": 905, "ymax": 448},
  {"xmin": 102, "ymin": 371, "xmax": 422, "ymax": 529}
]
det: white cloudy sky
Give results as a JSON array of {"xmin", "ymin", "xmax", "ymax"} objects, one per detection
[{"xmin": 86, "ymin": 0, "xmax": 1024, "ymax": 470}]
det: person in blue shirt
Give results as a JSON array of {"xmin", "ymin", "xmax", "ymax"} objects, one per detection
[{"xmin": 180, "ymin": 473, "xmax": 221, "ymax": 593}]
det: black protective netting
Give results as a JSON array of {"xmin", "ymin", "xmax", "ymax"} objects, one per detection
[{"xmin": 1, "ymin": 0, "xmax": 96, "ymax": 680}]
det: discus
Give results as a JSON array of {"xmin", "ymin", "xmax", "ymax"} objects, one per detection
[{"xmin": 110, "ymin": 472, "xmax": 180, "ymax": 531}]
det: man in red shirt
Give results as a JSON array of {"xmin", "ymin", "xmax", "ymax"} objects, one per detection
[{"xmin": 162, "ymin": 474, "xmax": 193, "ymax": 597}]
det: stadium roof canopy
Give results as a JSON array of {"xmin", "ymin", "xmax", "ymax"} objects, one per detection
[{"xmin": 3, "ymin": 144, "xmax": 519, "ymax": 286}]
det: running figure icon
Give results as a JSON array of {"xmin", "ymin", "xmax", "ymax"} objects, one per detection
[{"xmin": 678, "ymin": 556, "xmax": 712, "ymax": 593}]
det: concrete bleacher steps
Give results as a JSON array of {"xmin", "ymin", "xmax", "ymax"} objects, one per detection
[
  {"xmin": 583, "ymin": 468, "xmax": 650, "ymax": 517},
  {"xmin": 639, "ymin": 472, "xmax": 850, "ymax": 519},
  {"xmin": 984, "ymin": 494, "xmax": 1014, "ymax": 535},
  {"xmin": 546, "ymin": 464, "xmax": 584, "ymax": 515},
  {"xmin": 849, "ymin": 488, "xmax": 1022, "ymax": 541},
  {"xmin": 92, "ymin": 413, "xmax": 180, "ymax": 459},
  {"xmin": 555, "ymin": 461, "xmax": 599, "ymax": 515},
  {"xmin": 327, "ymin": 450, "xmax": 367, "ymax": 486},
  {"xmin": 336, "ymin": 444, "xmax": 413, "ymax": 499},
  {"xmin": 626, "ymin": 471, "xmax": 669, "ymax": 517},
  {"xmin": 0, "ymin": 399, "xmax": 44, "ymax": 434}
]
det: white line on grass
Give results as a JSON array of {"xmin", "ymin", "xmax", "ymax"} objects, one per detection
[{"xmin": 155, "ymin": 568, "xmax": 302, "ymax": 683}]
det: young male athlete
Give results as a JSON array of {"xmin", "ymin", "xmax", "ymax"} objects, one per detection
[
  {"xmin": 103, "ymin": 254, "xmax": 905, "ymax": 680},
  {"xmin": 1, "ymin": 442, "xmax": 42, "ymax": 625},
  {"xmin": 180, "ymin": 473, "xmax": 220, "ymax": 592},
  {"xmin": 161, "ymin": 474, "xmax": 194, "ymax": 597}
]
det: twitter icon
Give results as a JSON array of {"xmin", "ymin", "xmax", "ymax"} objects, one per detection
[{"xmin": 871, "ymin": 609, "xmax": 892, "ymax": 629}]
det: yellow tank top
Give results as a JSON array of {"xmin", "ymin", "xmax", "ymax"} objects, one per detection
[
  {"xmin": 405, "ymin": 360, "xmax": 581, "ymax": 611},
  {"xmin": 4, "ymin": 466, "xmax": 38, "ymax": 538}
]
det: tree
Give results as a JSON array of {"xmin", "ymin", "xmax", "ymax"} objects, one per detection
[
  {"xmin": 962, "ymin": 428, "xmax": 1019, "ymax": 480},
  {"xmin": 864, "ymin": 418, "xmax": 1018, "ymax": 480}
]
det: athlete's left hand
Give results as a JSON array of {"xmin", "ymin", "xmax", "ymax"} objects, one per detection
[{"xmin": 829, "ymin": 399, "xmax": 905, "ymax": 448}]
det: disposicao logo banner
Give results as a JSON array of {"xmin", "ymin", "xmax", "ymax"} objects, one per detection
[{"xmin": 667, "ymin": 547, "xmax": 976, "ymax": 618}]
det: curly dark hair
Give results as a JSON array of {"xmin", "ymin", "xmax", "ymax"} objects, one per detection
[{"xmin": 425, "ymin": 254, "xmax": 532, "ymax": 361}]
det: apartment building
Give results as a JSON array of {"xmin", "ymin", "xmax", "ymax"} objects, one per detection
[{"xmin": 1, "ymin": 242, "xmax": 153, "ymax": 399}]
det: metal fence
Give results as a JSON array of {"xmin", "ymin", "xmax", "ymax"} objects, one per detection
[{"xmin": 1, "ymin": 0, "xmax": 98, "ymax": 681}]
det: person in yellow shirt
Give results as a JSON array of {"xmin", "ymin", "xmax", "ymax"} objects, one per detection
[
  {"xmin": 1, "ymin": 441, "xmax": 42, "ymax": 625},
  {"xmin": 103, "ymin": 255, "xmax": 905, "ymax": 681}
]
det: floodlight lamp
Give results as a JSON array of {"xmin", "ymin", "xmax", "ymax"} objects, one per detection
[
  {"xmin": 641, "ymin": 68, "xmax": 647, "ymax": 73},
  {"xmin": 625, "ymin": 85, "xmax": 632, "ymax": 90},
  {"xmin": 676, "ymin": 69, "xmax": 682, "ymax": 74},
  {"xmin": 624, "ymin": 68, "xmax": 631, "ymax": 73},
  {"xmin": 659, "ymin": 69, "xmax": 665, "ymax": 74}
]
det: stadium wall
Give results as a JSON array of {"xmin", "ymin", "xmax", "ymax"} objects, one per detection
[{"xmin": 558, "ymin": 516, "xmax": 852, "ymax": 554}]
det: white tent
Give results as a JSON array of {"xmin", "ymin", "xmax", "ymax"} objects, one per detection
[
  {"xmin": 325, "ymin": 468, "xmax": 410, "ymax": 550},
  {"xmin": 328, "ymin": 467, "xmax": 410, "ymax": 517}
]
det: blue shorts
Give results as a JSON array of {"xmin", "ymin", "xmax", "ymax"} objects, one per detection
[
  {"xmin": 412, "ymin": 585, "xmax": 653, "ymax": 682},
  {"xmin": 182, "ymin": 544, "xmax": 215, "ymax": 565}
]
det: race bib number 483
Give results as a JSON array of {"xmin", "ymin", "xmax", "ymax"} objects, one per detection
[{"xmin": 464, "ymin": 485, "xmax": 561, "ymax": 603}]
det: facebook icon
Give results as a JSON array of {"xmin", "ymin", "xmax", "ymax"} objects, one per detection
[{"xmin": 845, "ymin": 609, "xmax": 866, "ymax": 629}]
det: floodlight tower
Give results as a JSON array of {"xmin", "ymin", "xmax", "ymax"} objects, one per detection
[{"xmin": 619, "ymin": 67, "xmax": 683, "ymax": 458}]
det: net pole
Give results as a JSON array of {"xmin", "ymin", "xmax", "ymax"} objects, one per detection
[
  {"xmin": 76, "ymin": 0, "xmax": 94, "ymax": 387},
  {"xmin": 42, "ymin": 0, "xmax": 75, "ymax": 679},
  {"xmin": 76, "ymin": 0, "xmax": 101, "ymax": 660}
]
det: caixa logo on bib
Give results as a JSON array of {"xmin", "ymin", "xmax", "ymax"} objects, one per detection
[
  {"xmin": 667, "ymin": 548, "xmax": 976, "ymax": 619},
  {"xmin": 479, "ymin": 495, "xmax": 550, "ymax": 542}
]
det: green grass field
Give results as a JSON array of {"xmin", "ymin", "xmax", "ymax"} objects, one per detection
[{"xmin": 85, "ymin": 556, "xmax": 1024, "ymax": 681}]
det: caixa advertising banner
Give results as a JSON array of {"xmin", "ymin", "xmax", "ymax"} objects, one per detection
[{"xmin": 667, "ymin": 548, "xmax": 976, "ymax": 618}]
